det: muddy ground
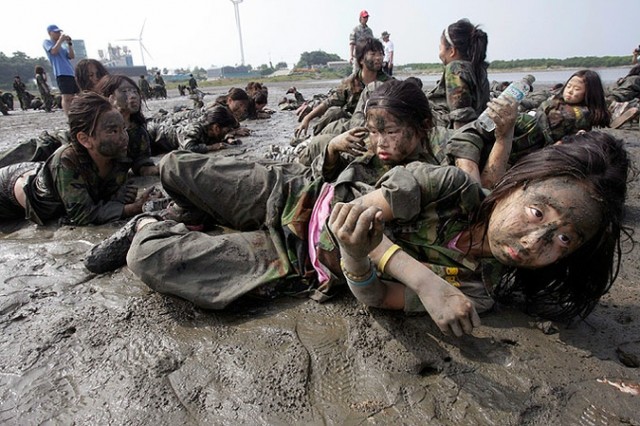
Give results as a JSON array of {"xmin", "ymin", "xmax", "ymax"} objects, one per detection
[{"xmin": 0, "ymin": 80, "xmax": 639, "ymax": 425}]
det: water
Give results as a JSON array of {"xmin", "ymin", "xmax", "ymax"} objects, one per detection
[{"xmin": 414, "ymin": 67, "xmax": 632, "ymax": 86}]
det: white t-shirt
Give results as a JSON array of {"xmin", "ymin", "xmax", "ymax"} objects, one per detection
[{"xmin": 383, "ymin": 40, "xmax": 394, "ymax": 64}]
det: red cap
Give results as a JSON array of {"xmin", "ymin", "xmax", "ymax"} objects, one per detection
[{"xmin": 360, "ymin": 10, "xmax": 369, "ymax": 18}]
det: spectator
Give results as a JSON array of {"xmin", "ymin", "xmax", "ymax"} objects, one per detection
[
  {"xmin": 349, "ymin": 10, "xmax": 373, "ymax": 73},
  {"xmin": 42, "ymin": 24, "xmax": 79, "ymax": 115},
  {"xmin": 381, "ymin": 31, "xmax": 394, "ymax": 76}
]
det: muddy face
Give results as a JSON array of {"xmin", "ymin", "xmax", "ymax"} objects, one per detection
[
  {"xmin": 487, "ymin": 177, "xmax": 602, "ymax": 268},
  {"xmin": 114, "ymin": 81, "xmax": 141, "ymax": 114},
  {"xmin": 365, "ymin": 109, "xmax": 419, "ymax": 166},
  {"xmin": 93, "ymin": 109, "xmax": 129, "ymax": 158},
  {"xmin": 362, "ymin": 50, "xmax": 384, "ymax": 72}
]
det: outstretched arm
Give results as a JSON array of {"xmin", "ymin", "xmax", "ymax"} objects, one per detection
[{"xmin": 329, "ymin": 194, "xmax": 480, "ymax": 337}]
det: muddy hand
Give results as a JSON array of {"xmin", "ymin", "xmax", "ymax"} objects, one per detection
[
  {"xmin": 328, "ymin": 128, "xmax": 369, "ymax": 157},
  {"xmin": 329, "ymin": 202, "xmax": 384, "ymax": 259},
  {"xmin": 487, "ymin": 97, "xmax": 518, "ymax": 140},
  {"xmin": 416, "ymin": 281, "xmax": 481, "ymax": 337}
]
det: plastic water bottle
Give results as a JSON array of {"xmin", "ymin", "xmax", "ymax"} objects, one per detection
[{"xmin": 477, "ymin": 75, "xmax": 535, "ymax": 132}]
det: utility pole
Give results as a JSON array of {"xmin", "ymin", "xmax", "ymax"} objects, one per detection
[{"xmin": 230, "ymin": 0, "xmax": 245, "ymax": 66}]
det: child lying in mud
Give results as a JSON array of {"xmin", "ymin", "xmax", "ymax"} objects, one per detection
[
  {"xmin": 0, "ymin": 92, "xmax": 155, "ymax": 225},
  {"xmin": 331, "ymin": 131, "xmax": 628, "ymax": 336},
  {"xmin": 83, "ymin": 80, "xmax": 629, "ymax": 338},
  {"xmin": 448, "ymin": 69, "xmax": 611, "ymax": 188}
]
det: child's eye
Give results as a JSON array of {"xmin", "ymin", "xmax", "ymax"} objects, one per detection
[
  {"xmin": 558, "ymin": 234, "xmax": 571, "ymax": 246},
  {"xmin": 528, "ymin": 207, "xmax": 543, "ymax": 219}
]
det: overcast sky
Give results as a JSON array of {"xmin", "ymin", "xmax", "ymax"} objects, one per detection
[{"xmin": 2, "ymin": 0, "xmax": 639, "ymax": 71}]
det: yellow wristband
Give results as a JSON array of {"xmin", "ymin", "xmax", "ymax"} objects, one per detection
[{"xmin": 377, "ymin": 244, "xmax": 402, "ymax": 275}]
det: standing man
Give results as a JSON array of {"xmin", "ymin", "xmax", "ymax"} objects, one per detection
[
  {"xmin": 42, "ymin": 24, "xmax": 79, "ymax": 115},
  {"xmin": 138, "ymin": 75, "xmax": 151, "ymax": 100},
  {"xmin": 188, "ymin": 74, "xmax": 198, "ymax": 94},
  {"xmin": 381, "ymin": 31, "xmax": 394, "ymax": 76},
  {"xmin": 13, "ymin": 76, "xmax": 28, "ymax": 110},
  {"xmin": 349, "ymin": 10, "xmax": 373, "ymax": 73}
]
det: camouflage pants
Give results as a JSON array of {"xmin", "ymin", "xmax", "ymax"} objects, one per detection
[{"xmin": 127, "ymin": 151, "xmax": 313, "ymax": 309}]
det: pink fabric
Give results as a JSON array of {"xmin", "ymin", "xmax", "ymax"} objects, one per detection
[
  {"xmin": 308, "ymin": 183, "xmax": 334, "ymax": 284},
  {"xmin": 447, "ymin": 232, "xmax": 463, "ymax": 252}
]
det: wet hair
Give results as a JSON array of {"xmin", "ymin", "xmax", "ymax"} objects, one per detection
[
  {"xmin": 68, "ymin": 92, "xmax": 114, "ymax": 144},
  {"xmin": 74, "ymin": 59, "xmax": 109, "ymax": 91},
  {"xmin": 355, "ymin": 37, "xmax": 385, "ymax": 66},
  {"xmin": 365, "ymin": 79, "xmax": 435, "ymax": 156},
  {"xmin": 473, "ymin": 131, "xmax": 630, "ymax": 320},
  {"xmin": 253, "ymin": 91, "xmax": 268, "ymax": 107},
  {"xmin": 556, "ymin": 69, "xmax": 610, "ymax": 127},
  {"xmin": 227, "ymin": 87, "xmax": 250, "ymax": 102},
  {"xmin": 628, "ymin": 64, "xmax": 640, "ymax": 76},
  {"xmin": 404, "ymin": 76, "xmax": 424, "ymax": 90},
  {"xmin": 201, "ymin": 105, "xmax": 239, "ymax": 129},
  {"xmin": 94, "ymin": 74, "xmax": 145, "ymax": 126},
  {"xmin": 35, "ymin": 65, "xmax": 45, "ymax": 75},
  {"xmin": 443, "ymin": 19, "xmax": 489, "ymax": 86}
]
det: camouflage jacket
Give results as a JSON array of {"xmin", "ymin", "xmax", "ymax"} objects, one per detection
[
  {"xmin": 24, "ymin": 143, "xmax": 132, "ymax": 225},
  {"xmin": 324, "ymin": 69, "xmax": 391, "ymax": 114},
  {"xmin": 127, "ymin": 123, "xmax": 156, "ymax": 175},
  {"xmin": 607, "ymin": 74, "xmax": 640, "ymax": 102},
  {"xmin": 446, "ymin": 97, "xmax": 592, "ymax": 168},
  {"xmin": 178, "ymin": 120, "xmax": 222, "ymax": 153},
  {"xmin": 349, "ymin": 24, "xmax": 373, "ymax": 45},
  {"xmin": 427, "ymin": 60, "xmax": 490, "ymax": 128}
]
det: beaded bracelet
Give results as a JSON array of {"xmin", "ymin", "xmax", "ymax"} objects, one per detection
[
  {"xmin": 377, "ymin": 244, "xmax": 402, "ymax": 275},
  {"xmin": 340, "ymin": 258, "xmax": 378, "ymax": 287}
]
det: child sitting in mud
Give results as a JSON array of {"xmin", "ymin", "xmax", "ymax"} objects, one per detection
[{"xmin": 0, "ymin": 92, "xmax": 156, "ymax": 226}]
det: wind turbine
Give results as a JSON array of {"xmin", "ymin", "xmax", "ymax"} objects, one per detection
[
  {"xmin": 116, "ymin": 19, "xmax": 153, "ymax": 66},
  {"xmin": 230, "ymin": 0, "xmax": 245, "ymax": 66}
]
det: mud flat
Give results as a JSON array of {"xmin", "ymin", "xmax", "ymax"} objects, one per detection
[{"xmin": 0, "ymin": 81, "xmax": 639, "ymax": 424}]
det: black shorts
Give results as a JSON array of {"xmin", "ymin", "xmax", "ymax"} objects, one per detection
[{"xmin": 57, "ymin": 75, "xmax": 80, "ymax": 95}]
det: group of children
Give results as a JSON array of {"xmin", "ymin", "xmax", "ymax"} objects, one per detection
[{"xmin": 0, "ymin": 18, "xmax": 635, "ymax": 337}]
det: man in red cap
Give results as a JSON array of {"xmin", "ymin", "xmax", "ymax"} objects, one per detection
[{"xmin": 349, "ymin": 10, "xmax": 373, "ymax": 73}]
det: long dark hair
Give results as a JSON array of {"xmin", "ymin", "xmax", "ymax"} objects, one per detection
[
  {"xmin": 555, "ymin": 69, "xmax": 610, "ymax": 127},
  {"xmin": 94, "ymin": 74, "xmax": 146, "ymax": 127},
  {"xmin": 443, "ymin": 19, "xmax": 489, "ymax": 89},
  {"xmin": 74, "ymin": 59, "xmax": 109, "ymax": 91},
  {"xmin": 68, "ymin": 92, "xmax": 114, "ymax": 146},
  {"xmin": 473, "ymin": 131, "xmax": 630, "ymax": 320},
  {"xmin": 365, "ymin": 79, "xmax": 435, "ymax": 158}
]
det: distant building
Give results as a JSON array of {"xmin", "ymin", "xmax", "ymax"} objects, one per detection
[{"xmin": 327, "ymin": 61, "xmax": 350, "ymax": 70}]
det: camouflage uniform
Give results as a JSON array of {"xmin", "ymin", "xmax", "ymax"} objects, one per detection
[
  {"xmin": 0, "ymin": 130, "xmax": 70, "ymax": 169},
  {"xmin": 349, "ymin": 24, "xmax": 374, "ymax": 47},
  {"xmin": 35, "ymin": 74, "xmax": 54, "ymax": 112},
  {"xmin": 312, "ymin": 69, "xmax": 390, "ymax": 135},
  {"xmin": 1, "ymin": 143, "xmax": 133, "ymax": 225},
  {"xmin": 13, "ymin": 78, "xmax": 29, "ymax": 111},
  {"xmin": 607, "ymin": 74, "xmax": 640, "ymax": 102},
  {"xmin": 126, "ymin": 133, "xmax": 500, "ymax": 312},
  {"xmin": 138, "ymin": 77, "xmax": 152, "ymax": 100},
  {"xmin": 447, "ymin": 97, "xmax": 593, "ymax": 168},
  {"xmin": 427, "ymin": 60, "xmax": 490, "ymax": 128}
]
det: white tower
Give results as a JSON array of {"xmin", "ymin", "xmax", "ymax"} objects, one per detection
[{"xmin": 230, "ymin": 0, "xmax": 245, "ymax": 66}]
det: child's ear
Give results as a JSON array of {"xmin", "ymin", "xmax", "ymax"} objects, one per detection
[
  {"xmin": 76, "ymin": 131, "xmax": 93, "ymax": 150},
  {"xmin": 108, "ymin": 94, "xmax": 117, "ymax": 105}
]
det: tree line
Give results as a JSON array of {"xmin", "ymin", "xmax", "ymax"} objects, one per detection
[{"xmin": 1, "ymin": 49, "xmax": 634, "ymax": 91}]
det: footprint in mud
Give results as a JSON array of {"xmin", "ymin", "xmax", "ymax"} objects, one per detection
[{"xmin": 295, "ymin": 315, "xmax": 355, "ymax": 408}]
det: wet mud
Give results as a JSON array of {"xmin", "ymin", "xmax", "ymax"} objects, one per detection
[{"xmin": 1, "ymin": 80, "xmax": 640, "ymax": 425}]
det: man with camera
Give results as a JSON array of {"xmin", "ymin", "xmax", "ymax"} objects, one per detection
[
  {"xmin": 632, "ymin": 45, "xmax": 640, "ymax": 65},
  {"xmin": 43, "ymin": 24, "xmax": 79, "ymax": 115}
]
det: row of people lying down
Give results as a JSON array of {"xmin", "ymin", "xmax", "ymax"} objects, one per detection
[
  {"xmin": 0, "ymin": 74, "xmax": 268, "ymax": 226},
  {"xmin": 76, "ymin": 79, "xmax": 630, "ymax": 338}
]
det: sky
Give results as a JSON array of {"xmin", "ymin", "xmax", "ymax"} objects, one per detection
[{"xmin": 2, "ymin": 0, "xmax": 639, "ymax": 71}]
